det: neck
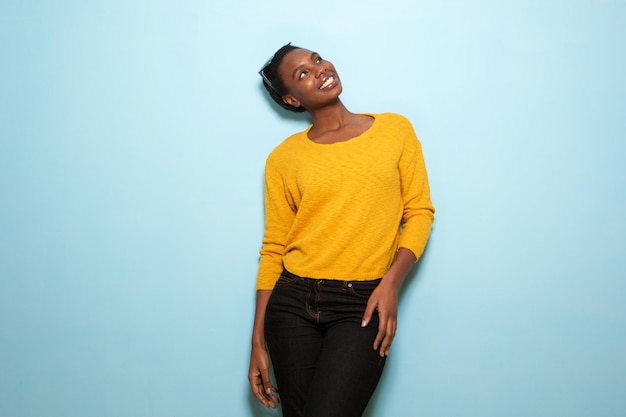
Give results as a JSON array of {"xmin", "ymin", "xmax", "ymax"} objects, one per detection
[{"xmin": 309, "ymin": 100, "xmax": 355, "ymax": 131}]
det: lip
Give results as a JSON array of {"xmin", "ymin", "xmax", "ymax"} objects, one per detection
[{"xmin": 318, "ymin": 73, "xmax": 338, "ymax": 90}]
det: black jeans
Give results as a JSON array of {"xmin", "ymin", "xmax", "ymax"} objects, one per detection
[{"xmin": 265, "ymin": 269, "xmax": 386, "ymax": 417}]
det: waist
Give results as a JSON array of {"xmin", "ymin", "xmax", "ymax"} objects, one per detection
[{"xmin": 282, "ymin": 268, "xmax": 383, "ymax": 284}]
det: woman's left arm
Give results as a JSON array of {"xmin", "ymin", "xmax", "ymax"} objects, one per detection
[
  {"xmin": 361, "ymin": 247, "xmax": 416, "ymax": 357},
  {"xmin": 362, "ymin": 115, "xmax": 435, "ymax": 357}
]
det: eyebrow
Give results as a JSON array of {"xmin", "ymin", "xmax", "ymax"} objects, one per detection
[{"xmin": 292, "ymin": 52, "xmax": 319, "ymax": 79}]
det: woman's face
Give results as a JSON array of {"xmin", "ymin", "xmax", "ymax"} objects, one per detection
[{"xmin": 278, "ymin": 48, "xmax": 343, "ymax": 111}]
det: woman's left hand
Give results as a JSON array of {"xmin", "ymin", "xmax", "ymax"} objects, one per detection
[{"xmin": 361, "ymin": 280, "xmax": 399, "ymax": 357}]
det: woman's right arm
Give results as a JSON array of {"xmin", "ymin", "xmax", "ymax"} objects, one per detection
[
  {"xmin": 249, "ymin": 154, "xmax": 292, "ymax": 407},
  {"xmin": 248, "ymin": 289, "xmax": 279, "ymax": 408}
]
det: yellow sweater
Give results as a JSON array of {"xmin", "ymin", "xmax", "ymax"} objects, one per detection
[{"xmin": 256, "ymin": 113, "xmax": 434, "ymax": 290}]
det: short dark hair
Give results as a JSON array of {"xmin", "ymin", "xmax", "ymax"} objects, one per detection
[{"xmin": 259, "ymin": 43, "xmax": 306, "ymax": 113}]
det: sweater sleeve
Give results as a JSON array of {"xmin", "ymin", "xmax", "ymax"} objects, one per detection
[
  {"xmin": 255, "ymin": 156, "xmax": 296, "ymax": 290},
  {"xmin": 396, "ymin": 117, "xmax": 435, "ymax": 260}
]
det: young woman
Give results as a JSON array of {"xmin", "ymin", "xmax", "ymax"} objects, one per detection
[{"xmin": 248, "ymin": 43, "xmax": 435, "ymax": 417}]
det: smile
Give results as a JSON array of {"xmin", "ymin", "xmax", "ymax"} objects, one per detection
[{"xmin": 319, "ymin": 76, "xmax": 335, "ymax": 90}]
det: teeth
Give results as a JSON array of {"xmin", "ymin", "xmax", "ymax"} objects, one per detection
[{"xmin": 320, "ymin": 76, "xmax": 334, "ymax": 89}]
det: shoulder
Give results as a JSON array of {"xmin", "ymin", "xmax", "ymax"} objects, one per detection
[
  {"xmin": 373, "ymin": 112, "xmax": 414, "ymax": 129},
  {"xmin": 266, "ymin": 128, "xmax": 309, "ymax": 168},
  {"xmin": 371, "ymin": 113, "xmax": 418, "ymax": 146}
]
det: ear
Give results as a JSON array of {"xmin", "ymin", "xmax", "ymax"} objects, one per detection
[{"xmin": 282, "ymin": 95, "xmax": 301, "ymax": 108}]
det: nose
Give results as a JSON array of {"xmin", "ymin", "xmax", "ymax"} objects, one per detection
[{"xmin": 315, "ymin": 63, "xmax": 326, "ymax": 78}]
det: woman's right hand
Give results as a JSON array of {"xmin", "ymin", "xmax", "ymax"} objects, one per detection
[{"xmin": 248, "ymin": 345, "xmax": 279, "ymax": 408}]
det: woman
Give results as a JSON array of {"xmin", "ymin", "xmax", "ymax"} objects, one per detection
[{"xmin": 248, "ymin": 43, "xmax": 435, "ymax": 417}]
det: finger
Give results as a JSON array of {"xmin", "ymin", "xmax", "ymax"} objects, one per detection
[
  {"xmin": 266, "ymin": 386, "xmax": 280, "ymax": 406},
  {"xmin": 254, "ymin": 387, "xmax": 272, "ymax": 407},
  {"xmin": 361, "ymin": 298, "xmax": 378, "ymax": 327},
  {"xmin": 379, "ymin": 317, "xmax": 397, "ymax": 356},
  {"xmin": 249, "ymin": 371, "xmax": 278, "ymax": 408},
  {"xmin": 253, "ymin": 382, "xmax": 278, "ymax": 408},
  {"xmin": 249, "ymin": 374, "xmax": 272, "ymax": 407},
  {"xmin": 261, "ymin": 368, "xmax": 280, "ymax": 404},
  {"xmin": 373, "ymin": 312, "xmax": 387, "ymax": 353}
]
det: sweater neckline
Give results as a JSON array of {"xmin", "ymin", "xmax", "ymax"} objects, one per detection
[{"xmin": 302, "ymin": 113, "xmax": 377, "ymax": 146}]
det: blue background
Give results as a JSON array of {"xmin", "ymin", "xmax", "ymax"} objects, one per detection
[{"xmin": 1, "ymin": 1, "xmax": 625, "ymax": 416}]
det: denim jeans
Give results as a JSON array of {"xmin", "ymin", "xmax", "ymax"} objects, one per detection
[{"xmin": 265, "ymin": 269, "xmax": 386, "ymax": 417}]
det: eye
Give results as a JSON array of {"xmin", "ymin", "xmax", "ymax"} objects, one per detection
[
  {"xmin": 316, "ymin": 55, "xmax": 323, "ymax": 63},
  {"xmin": 298, "ymin": 70, "xmax": 308, "ymax": 79}
]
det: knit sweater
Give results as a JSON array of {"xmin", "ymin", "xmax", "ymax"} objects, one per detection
[{"xmin": 256, "ymin": 113, "xmax": 434, "ymax": 290}]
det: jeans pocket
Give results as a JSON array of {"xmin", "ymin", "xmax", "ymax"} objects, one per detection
[
  {"xmin": 274, "ymin": 270, "xmax": 301, "ymax": 287},
  {"xmin": 347, "ymin": 279, "xmax": 381, "ymax": 298}
]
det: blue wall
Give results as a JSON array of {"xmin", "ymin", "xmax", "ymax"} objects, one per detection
[{"xmin": 1, "ymin": 1, "xmax": 625, "ymax": 416}]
